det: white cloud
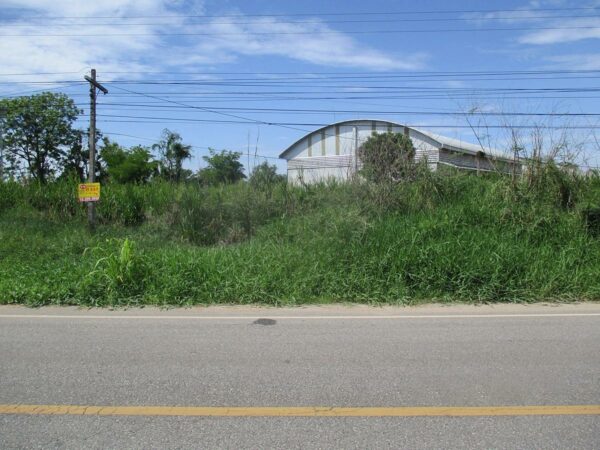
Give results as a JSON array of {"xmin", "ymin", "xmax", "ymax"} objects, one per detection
[
  {"xmin": 0, "ymin": 0, "xmax": 189, "ymax": 86},
  {"xmin": 2, "ymin": 0, "xmax": 183, "ymax": 17},
  {"xmin": 519, "ymin": 17, "xmax": 600, "ymax": 44},
  {"xmin": 466, "ymin": 1, "xmax": 600, "ymax": 45},
  {"xmin": 465, "ymin": 0, "xmax": 570, "ymax": 24},
  {"xmin": 468, "ymin": 9, "xmax": 550, "ymax": 24},
  {"xmin": 546, "ymin": 53, "xmax": 600, "ymax": 69},
  {"xmin": 165, "ymin": 17, "xmax": 427, "ymax": 71},
  {"xmin": 0, "ymin": 0, "xmax": 426, "ymax": 91},
  {"xmin": 255, "ymin": 20, "xmax": 421, "ymax": 70}
]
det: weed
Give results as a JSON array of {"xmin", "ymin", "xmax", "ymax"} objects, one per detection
[
  {"xmin": 80, "ymin": 238, "xmax": 149, "ymax": 305},
  {"xmin": 1, "ymin": 168, "xmax": 600, "ymax": 305}
]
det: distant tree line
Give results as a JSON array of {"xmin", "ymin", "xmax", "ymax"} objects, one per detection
[{"xmin": 0, "ymin": 92, "xmax": 283, "ymax": 186}]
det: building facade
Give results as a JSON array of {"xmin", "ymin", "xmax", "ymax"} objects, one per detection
[{"xmin": 279, "ymin": 119, "xmax": 521, "ymax": 184}]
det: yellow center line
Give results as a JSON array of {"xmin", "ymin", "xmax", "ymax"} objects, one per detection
[{"xmin": 0, "ymin": 405, "xmax": 599, "ymax": 417}]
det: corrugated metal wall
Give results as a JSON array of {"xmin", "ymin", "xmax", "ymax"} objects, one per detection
[{"xmin": 438, "ymin": 149, "xmax": 521, "ymax": 174}]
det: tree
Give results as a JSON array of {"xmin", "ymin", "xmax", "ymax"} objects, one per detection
[
  {"xmin": 249, "ymin": 161, "xmax": 285, "ymax": 189},
  {"xmin": 60, "ymin": 128, "xmax": 105, "ymax": 182},
  {"xmin": 152, "ymin": 129, "xmax": 192, "ymax": 182},
  {"xmin": 101, "ymin": 139, "xmax": 158, "ymax": 183},
  {"xmin": 0, "ymin": 92, "xmax": 81, "ymax": 183},
  {"xmin": 60, "ymin": 130, "xmax": 86, "ymax": 181},
  {"xmin": 197, "ymin": 149, "xmax": 245, "ymax": 186},
  {"xmin": 358, "ymin": 132, "xmax": 416, "ymax": 183}
]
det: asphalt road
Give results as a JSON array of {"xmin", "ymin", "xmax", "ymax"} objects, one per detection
[{"xmin": 0, "ymin": 304, "xmax": 599, "ymax": 449}]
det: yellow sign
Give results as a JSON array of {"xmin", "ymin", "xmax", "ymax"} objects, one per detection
[{"xmin": 78, "ymin": 183, "xmax": 100, "ymax": 202}]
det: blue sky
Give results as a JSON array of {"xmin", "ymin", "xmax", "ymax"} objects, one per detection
[{"xmin": 2, "ymin": 0, "xmax": 600, "ymax": 172}]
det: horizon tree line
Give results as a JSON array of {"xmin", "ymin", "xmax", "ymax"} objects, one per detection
[{"xmin": 0, "ymin": 91, "xmax": 282, "ymax": 186}]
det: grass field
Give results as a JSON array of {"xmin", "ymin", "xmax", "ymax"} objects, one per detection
[{"xmin": 1, "ymin": 168, "xmax": 600, "ymax": 306}]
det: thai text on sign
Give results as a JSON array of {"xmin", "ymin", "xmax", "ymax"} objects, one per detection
[{"xmin": 78, "ymin": 183, "xmax": 101, "ymax": 202}]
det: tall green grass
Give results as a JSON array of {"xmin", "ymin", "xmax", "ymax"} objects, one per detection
[{"xmin": 1, "ymin": 169, "xmax": 600, "ymax": 306}]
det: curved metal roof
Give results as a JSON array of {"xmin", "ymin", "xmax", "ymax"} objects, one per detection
[{"xmin": 279, "ymin": 118, "xmax": 512, "ymax": 160}]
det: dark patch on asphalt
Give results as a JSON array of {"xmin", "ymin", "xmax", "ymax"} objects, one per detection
[{"xmin": 253, "ymin": 318, "xmax": 277, "ymax": 326}]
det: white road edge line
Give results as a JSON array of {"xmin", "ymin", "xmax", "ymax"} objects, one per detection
[{"xmin": 0, "ymin": 313, "xmax": 599, "ymax": 320}]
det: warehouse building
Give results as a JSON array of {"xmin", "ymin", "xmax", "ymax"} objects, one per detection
[{"xmin": 279, "ymin": 119, "xmax": 521, "ymax": 184}]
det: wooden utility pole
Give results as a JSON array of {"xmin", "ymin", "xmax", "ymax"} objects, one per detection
[
  {"xmin": 0, "ymin": 105, "xmax": 5, "ymax": 181},
  {"xmin": 0, "ymin": 110, "xmax": 4, "ymax": 182},
  {"xmin": 84, "ymin": 69, "xmax": 108, "ymax": 230}
]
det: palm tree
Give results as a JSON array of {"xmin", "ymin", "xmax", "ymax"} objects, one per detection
[
  {"xmin": 169, "ymin": 141, "xmax": 192, "ymax": 182},
  {"xmin": 153, "ymin": 129, "xmax": 192, "ymax": 182}
]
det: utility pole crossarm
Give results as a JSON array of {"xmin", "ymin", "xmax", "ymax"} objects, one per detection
[{"xmin": 84, "ymin": 76, "xmax": 108, "ymax": 95}]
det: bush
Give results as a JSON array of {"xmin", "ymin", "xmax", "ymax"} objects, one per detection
[
  {"xmin": 249, "ymin": 162, "xmax": 286, "ymax": 191},
  {"xmin": 358, "ymin": 132, "xmax": 416, "ymax": 183}
]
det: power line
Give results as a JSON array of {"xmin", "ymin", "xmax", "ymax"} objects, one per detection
[
  {"xmin": 0, "ymin": 81, "xmax": 83, "ymax": 85},
  {"xmin": 66, "ymin": 93, "xmax": 600, "ymax": 101},
  {"xmin": 0, "ymin": 71, "xmax": 88, "ymax": 76},
  {"xmin": 3, "ymin": 25, "xmax": 600, "ymax": 37},
  {"xmin": 84, "ymin": 105, "xmax": 600, "ymax": 117},
  {"xmin": 94, "ymin": 69, "xmax": 600, "ymax": 75},
  {"xmin": 93, "ymin": 75, "xmax": 600, "ymax": 84},
  {"xmin": 8, "ymin": 91, "xmax": 600, "ymax": 102},
  {"xmin": 85, "ymin": 87, "xmax": 600, "ymax": 94},
  {"xmin": 56, "ymin": 90, "xmax": 600, "ymax": 100},
  {"xmin": 8, "ymin": 6, "xmax": 600, "ymax": 20},
  {"xmin": 3, "ymin": 69, "xmax": 600, "ymax": 77},
  {"xmin": 103, "ymin": 85, "xmax": 453, "ymax": 151},
  {"xmin": 9, "ymin": 75, "xmax": 600, "ymax": 83},
  {"xmin": 0, "ymin": 82, "xmax": 85, "ymax": 98},
  {"xmin": 8, "ymin": 75, "xmax": 600, "ymax": 101},
  {"xmin": 107, "ymin": 84, "xmax": 313, "ymax": 136},
  {"xmin": 92, "ymin": 116, "xmax": 600, "ymax": 129},
  {"xmin": 6, "ymin": 81, "xmax": 600, "ymax": 93},
  {"xmin": 9, "ymin": 76, "xmax": 600, "ymax": 88},
  {"xmin": 91, "ymin": 87, "xmax": 600, "ymax": 142},
  {"xmin": 4, "ymin": 14, "xmax": 599, "ymax": 27},
  {"xmin": 91, "ymin": 84, "xmax": 600, "ymax": 92}
]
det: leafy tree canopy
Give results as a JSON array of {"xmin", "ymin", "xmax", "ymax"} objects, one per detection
[
  {"xmin": 249, "ymin": 161, "xmax": 285, "ymax": 189},
  {"xmin": 101, "ymin": 139, "xmax": 158, "ymax": 184},
  {"xmin": 198, "ymin": 149, "xmax": 245, "ymax": 186},
  {"xmin": 358, "ymin": 132, "xmax": 416, "ymax": 183},
  {"xmin": 60, "ymin": 128, "xmax": 106, "ymax": 182},
  {"xmin": 0, "ymin": 92, "xmax": 81, "ymax": 183}
]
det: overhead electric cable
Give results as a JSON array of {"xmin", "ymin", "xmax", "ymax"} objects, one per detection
[
  {"xmin": 9, "ymin": 5, "xmax": 600, "ymax": 19},
  {"xmin": 4, "ymin": 25, "xmax": 600, "ymax": 37},
  {"xmin": 86, "ymin": 105, "xmax": 600, "ymax": 117},
  {"xmin": 4, "ymin": 13, "xmax": 599, "ymax": 26}
]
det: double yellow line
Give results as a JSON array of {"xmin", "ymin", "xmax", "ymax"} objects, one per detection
[{"xmin": 1, "ymin": 404, "xmax": 599, "ymax": 417}]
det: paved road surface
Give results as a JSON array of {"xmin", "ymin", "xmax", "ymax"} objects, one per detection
[{"xmin": 0, "ymin": 304, "xmax": 599, "ymax": 449}]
